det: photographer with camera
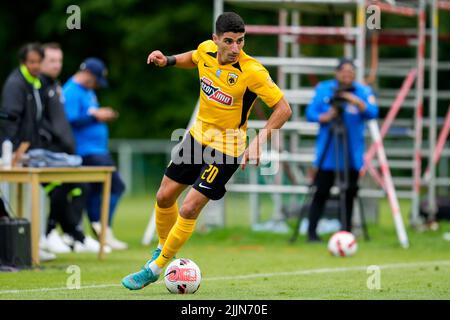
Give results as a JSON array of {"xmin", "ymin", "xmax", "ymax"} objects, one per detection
[{"xmin": 304, "ymin": 58, "xmax": 379, "ymax": 242}]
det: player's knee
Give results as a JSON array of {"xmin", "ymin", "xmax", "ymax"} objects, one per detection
[
  {"xmin": 156, "ymin": 189, "xmax": 176, "ymax": 208},
  {"xmin": 179, "ymin": 202, "xmax": 199, "ymax": 220}
]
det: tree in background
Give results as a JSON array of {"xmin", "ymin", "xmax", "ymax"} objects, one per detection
[
  {"xmin": 1, "ymin": 2, "xmax": 449, "ymax": 139},
  {"xmin": 0, "ymin": 0, "xmax": 213, "ymax": 138}
]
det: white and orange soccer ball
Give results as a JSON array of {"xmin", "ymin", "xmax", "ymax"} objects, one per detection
[
  {"xmin": 327, "ymin": 231, "xmax": 358, "ymax": 257},
  {"xmin": 164, "ymin": 258, "xmax": 202, "ymax": 294}
]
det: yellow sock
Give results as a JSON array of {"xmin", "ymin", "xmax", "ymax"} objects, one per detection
[
  {"xmin": 155, "ymin": 202, "xmax": 179, "ymax": 247},
  {"xmin": 155, "ymin": 215, "xmax": 196, "ymax": 268}
]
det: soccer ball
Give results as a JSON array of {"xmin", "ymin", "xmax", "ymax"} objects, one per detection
[
  {"xmin": 164, "ymin": 258, "xmax": 201, "ymax": 294},
  {"xmin": 328, "ymin": 231, "xmax": 358, "ymax": 257}
]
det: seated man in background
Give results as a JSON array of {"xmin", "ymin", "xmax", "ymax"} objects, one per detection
[
  {"xmin": 63, "ymin": 58, "xmax": 127, "ymax": 250},
  {"xmin": 39, "ymin": 42, "xmax": 105, "ymax": 254}
]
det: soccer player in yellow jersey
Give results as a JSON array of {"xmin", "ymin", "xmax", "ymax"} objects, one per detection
[{"xmin": 122, "ymin": 12, "xmax": 292, "ymax": 290}]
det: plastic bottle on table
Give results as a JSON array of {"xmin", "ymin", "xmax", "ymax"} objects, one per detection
[{"xmin": 2, "ymin": 139, "xmax": 13, "ymax": 169}]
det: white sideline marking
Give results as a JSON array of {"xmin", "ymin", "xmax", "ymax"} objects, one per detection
[
  {"xmin": 0, "ymin": 259, "xmax": 449, "ymax": 295},
  {"xmin": 204, "ymin": 259, "xmax": 450, "ymax": 282},
  {"xmin": 0, "ymin": 283, "xmax": 121, "ymax": 294}
]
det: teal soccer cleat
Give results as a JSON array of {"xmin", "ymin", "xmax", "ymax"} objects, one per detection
[
  {"xmin": 121, "ymin": 248, "xmax": 161, "ymax": 290},
  {"xmin": 121, "ymin": 266, "xmax": 159, "ymax": 290}
]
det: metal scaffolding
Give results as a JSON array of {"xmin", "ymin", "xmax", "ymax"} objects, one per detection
[
  {"xmin": 211, "ymin": 0, "xmax": 450, "ymax": 235},
  {"xmin": 142, "ymin": 0, "xmax": 450, "ymax": 245}
]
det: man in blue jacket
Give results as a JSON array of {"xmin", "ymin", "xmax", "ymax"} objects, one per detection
[
  {"xmin": 63, "ymin": 58, "xmax": 127, "ymax": 250},
  {"xmin": 305, "ymin": 58, "xmax": 378, "ymax": 242}
]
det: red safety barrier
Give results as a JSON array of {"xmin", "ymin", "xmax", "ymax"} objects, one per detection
[
  {"xmin": 361, "ymin": 68, "xmax": 418, "ymax": 177},
  {"xmin": 368, "ymin": 162, "xmax": 385, "ymax": 189},
  {"xmin": 424, "ymin": 106, "xmax": 450, "ymax": 181},
  {"xmin": 245, "ymin": 25, "xmax": 356, "ymax": 36},
  {"xmin": 367, "ymin": 121, "xmax": 409, "ymax": 248},
  {"xmin": 371, "ymin": 1, "xmax": 418, "ymax": 17}
]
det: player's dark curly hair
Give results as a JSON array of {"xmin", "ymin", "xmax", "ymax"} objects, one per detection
[{"xmin": 215, "ymin": 12, "xmax": 245, "ymax": 35}]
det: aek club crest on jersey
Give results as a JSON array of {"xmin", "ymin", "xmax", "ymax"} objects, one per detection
[{"xmin": 227, "ymin": 72, "xmax": 238, "ymax": 86}]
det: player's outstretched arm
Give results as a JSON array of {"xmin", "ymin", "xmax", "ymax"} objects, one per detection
[
  {"xmin": 147, "ymin": 50, "xmax": 196, "ymax": 69},
  {"xmin": 241, "ymin": 96, "xmax": 292, "ymax": 170}
]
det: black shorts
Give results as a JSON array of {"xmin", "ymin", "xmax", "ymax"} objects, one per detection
[{"xmin": 164, "ymin": 133, "xmax": 241, "ymax": 200}]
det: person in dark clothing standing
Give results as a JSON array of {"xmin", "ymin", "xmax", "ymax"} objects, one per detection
[
  {"xmin": 0, "ymin": 43, "xmax": 47, "ymax": 150},
  {"xmin": 0, "ymin": 43, "xmax": 56, "ymax": 262},
  {"xmin": 39, "ymin": 43, "xmax": 76, "ymax": 155},
  {"xmin": 39, "ymin": 43, "xmax": 105, "ymax": 254}
]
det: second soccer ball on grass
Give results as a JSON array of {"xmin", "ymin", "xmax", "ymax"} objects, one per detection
[{"xmin": 328, "ymin": 231, "xmax": 358, "ymax": 257}]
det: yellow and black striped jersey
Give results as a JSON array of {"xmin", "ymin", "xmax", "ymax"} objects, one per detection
[{"xmin": 190, "ymin": 40, "xmax": 284, "ymax": 157}]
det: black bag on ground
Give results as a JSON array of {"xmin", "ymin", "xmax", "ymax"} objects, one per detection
[
  {"xmin": 0, "ymin": 218, "xmax": 32, "ymax": 268},
  {"xmin": 0, "ymin": 198, "xmax": 10, "ymax": 218}
]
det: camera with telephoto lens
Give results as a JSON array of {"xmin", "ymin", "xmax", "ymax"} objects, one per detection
[{"xmin": 329, "ymin": 84, "xmax": 356, "ymax": 114}]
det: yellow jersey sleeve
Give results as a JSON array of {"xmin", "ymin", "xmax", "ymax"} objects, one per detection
[
  {"xmin": 247, "ymin": 65, "xmax": 284, "ymax": 108},
  {"xmin": 192, "ymin": 40, "xmax": 214, "ymax": 65},
  {"xmin": 192, "ymin": 48, "xmax": 200, "ymax": 65}
]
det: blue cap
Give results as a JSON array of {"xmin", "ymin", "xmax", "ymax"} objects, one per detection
[{"xmin": 80, "ymin": 57, "xmax": 109, "ymax": 88}]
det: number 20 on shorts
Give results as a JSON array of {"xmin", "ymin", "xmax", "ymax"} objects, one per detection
[{"xmin": 201, "ymin": 165, "xmax": 219, "ymax": 183}]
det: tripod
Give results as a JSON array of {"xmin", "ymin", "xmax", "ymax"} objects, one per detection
[{"xmin": 290, "ymin": 108, "xmax": 370, "ymax": 243}]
